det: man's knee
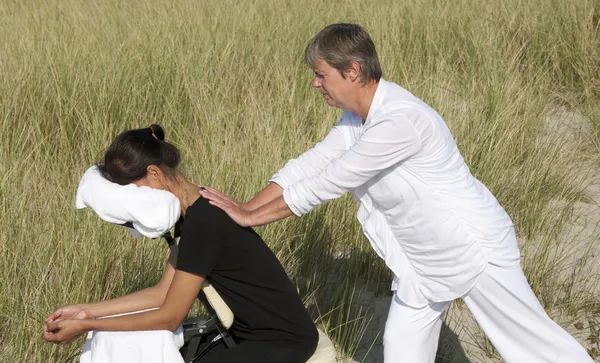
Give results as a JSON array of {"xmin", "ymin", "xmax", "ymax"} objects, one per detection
[
  {"xmin": 383, "ymin": 319, "xmax": 441, "ymax": 363},
  {"xmin": 383, "ymin": 297, "xmax": 448, "ymax": 363}
]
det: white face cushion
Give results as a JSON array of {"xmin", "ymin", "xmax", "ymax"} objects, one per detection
[{"xmin": 75, "ymin": 166, "xmax": 181, "ymax": 238}]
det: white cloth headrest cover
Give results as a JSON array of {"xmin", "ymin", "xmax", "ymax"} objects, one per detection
[{"xmin": 75, "ymin": 166, "xmax": 181, "ymax": 238}]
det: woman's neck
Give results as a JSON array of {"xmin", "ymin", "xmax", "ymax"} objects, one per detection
[{"xmin": 165, "ymin": 175, "xmax": 201, "ymax": 216}]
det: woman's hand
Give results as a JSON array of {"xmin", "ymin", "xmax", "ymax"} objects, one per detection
[
  {"xmin": 43, "ymin": 319, "xmax": 87, "ymax": 344},
  {"xmin": 44, "ymin": 305, "xmax": 91, "ymax": 325},
  {"xmin": 200, "ymin": 187, "xmax": 254, "ymax": 227}
]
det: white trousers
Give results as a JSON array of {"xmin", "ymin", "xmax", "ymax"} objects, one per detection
[{"xmin": 383, "ymin": 264, "xmax": 593, "ymax": 363}]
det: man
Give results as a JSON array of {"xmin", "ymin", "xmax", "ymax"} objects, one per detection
[{"xmin": 202, "ymin": 23, "xmax": 592, "ymax": 363}]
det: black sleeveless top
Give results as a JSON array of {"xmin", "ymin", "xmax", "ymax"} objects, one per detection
[{"xmin": 176, "ymin": 197, "xmax": 318, "ymax": 350}]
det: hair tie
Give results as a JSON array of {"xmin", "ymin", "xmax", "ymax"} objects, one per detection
[{"xmin": 145, "ymin": 124, "xmax": 164, "ymax": 141}]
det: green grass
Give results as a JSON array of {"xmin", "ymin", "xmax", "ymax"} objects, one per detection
[{"xmin": 1, "ymin": 0, "xmax": 599, "ymax": 361}]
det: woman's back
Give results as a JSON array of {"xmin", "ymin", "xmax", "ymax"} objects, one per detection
[{"xmin": 176, "ymin": 197, "xmax": 318, "ymax": 351}]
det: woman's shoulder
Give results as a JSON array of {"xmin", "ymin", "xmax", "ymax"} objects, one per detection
[
  {"xmin": 178, "ymin": 197, "xmax": 236, "ymax": 246},
  {"xmin": 186, "ymin": 197, "xmax": 231, "ymax": 226}
]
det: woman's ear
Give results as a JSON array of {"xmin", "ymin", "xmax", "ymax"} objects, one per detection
[{"xmin": 146, "ymin": 165, "xmax": 165, "ymax": 188}]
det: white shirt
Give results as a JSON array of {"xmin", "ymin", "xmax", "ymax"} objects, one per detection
[{"xmin": 270, "ymin": 79, "xmax": 520, "ymax": 307}]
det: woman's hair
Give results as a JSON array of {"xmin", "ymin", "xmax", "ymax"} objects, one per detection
[{"xmin": 97, "ymin": 124, "xmax": 181, "ymax": 185}]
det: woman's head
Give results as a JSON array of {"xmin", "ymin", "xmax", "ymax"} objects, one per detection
[{"xmin": 98, "ymin": 124, "xmax": 180, "ymax": 189}]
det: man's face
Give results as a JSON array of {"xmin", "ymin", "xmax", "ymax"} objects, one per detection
[{"xmin": 311, "ymin": 58, "xmax": 353, "ymax": 109}]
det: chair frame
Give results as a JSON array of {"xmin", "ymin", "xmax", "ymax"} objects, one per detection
[{"xmin": 181, "ymin": 290, "xmax": 237, "ymax": 362}]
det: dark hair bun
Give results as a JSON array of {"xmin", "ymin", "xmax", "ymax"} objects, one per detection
[
  {"xmin": 98, "ymin": 124, "xmax": 181, "ymax": 185},
  {"xmin": 150, "ymin": 124, "xmax": 165, "ymax": 141}
]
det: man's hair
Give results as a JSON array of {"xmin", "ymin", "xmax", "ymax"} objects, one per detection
[{"xmin": 305, "ymin": 23, "xmax": 382, "ymax": 84}]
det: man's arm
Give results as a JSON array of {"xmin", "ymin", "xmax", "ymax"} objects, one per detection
[
  {"xmin": 204, "ymin": 120, "xmax": 349, "ymax": 212},
  {"xmin": 204, "ymin": 110, "xmax": 422, "ymax": 224},
  {"xmin": 268, "ymin": 121, "xmax": 348, "ymax": 192},
  {"xmin": 244, "ymin": 182, "xmax": 283, "ymax": 211},
  {"xmin": 284, "ymin": 112, "xmax": 422, "ymax": 216}
]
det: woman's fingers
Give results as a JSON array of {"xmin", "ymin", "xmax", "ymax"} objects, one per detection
[
  {"xmin": 45, "ymin": 311, "xmax": 57, "ymax": 323},
  {"xmin": 46, "ymin": 321, "xmax": 59, "ymax": 331},
  {"xmin": 44, "ymin": 310, "xmax": 61, "ymax": 324},
  {"xmin": 44, "ymin": 320, "xmax": 79, "ymax": 344}
]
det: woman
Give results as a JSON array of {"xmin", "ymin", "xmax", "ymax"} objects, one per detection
[
  {"xmin": 44, "ymin": 124, "xmax": 318, "ymax": 363},
  {"xmin": 200, "ymin": 23, "xmax": 593, "ymax": 362}
]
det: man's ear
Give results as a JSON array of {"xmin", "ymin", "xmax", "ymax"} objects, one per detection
[{"xmin": 345, "ymin": 61, "xmax": 361, "ymax": 82}]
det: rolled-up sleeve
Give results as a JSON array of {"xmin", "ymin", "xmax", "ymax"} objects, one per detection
[
  {"xmin": 269, "ymin": 118, "xmax": 349, "ymax": 190},
  {"xmin": 283, "ymin": 113, "xmax": 422, "ymax": 216}
]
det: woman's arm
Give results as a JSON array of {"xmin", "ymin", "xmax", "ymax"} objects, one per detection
[
  {"xmin": 44, "ymin": 269, "xmax": 204, "ymax": 344},
  {"xmin": 86, "ymin": 245, "xmax": 178, "ymax": 317},
  {"xmin": 44, "ymin": 245, "xmax": 178, "ymax": 324}
]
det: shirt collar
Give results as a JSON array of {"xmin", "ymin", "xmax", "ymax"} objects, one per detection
[{"xmin": 363, "ymin": 78, "xmax": 386, "ymax": 126}]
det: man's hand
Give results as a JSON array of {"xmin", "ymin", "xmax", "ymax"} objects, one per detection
[
  {"xmin": 43, "ymin": 319, "xmax": 87, "ymax": 344},
  {"xmin": 201, "ymin": 185, "xmax": 293, "ymax": 227},
  {"xmin": 199, "ymin": 186, "xmax": 250, "ymax": 212},
  {"xmin": 200, "ymin": 187, "xmax": 254, "ymax": 226},
  {"xmin": 44, "ymin": 305, "xmax": 91, "ymax": 325}
]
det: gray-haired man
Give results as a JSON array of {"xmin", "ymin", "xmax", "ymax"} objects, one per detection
[{"xmin": 203, "ymin": 23, "xmax": 593, "ymax": 363}]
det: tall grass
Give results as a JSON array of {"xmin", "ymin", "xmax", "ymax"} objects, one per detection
[{"xmin": 0, "ymin": 0, "xmax": 599, "ymax": 362}]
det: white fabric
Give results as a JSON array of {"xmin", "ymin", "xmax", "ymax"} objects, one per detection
[
  {"xmin": 76, "ymin": 165, "xmax": 181, "ymax": 238},
  {"xmin": 271, "ymin": 79, "xmax": 521, "ymax": 307},
  {"xmin": 79, "ymin": 309, "xmax": 184, "ymax": 363},
  {"xmin": 383, "ymin": 296, "xmax": 448, "ymax": 362},
  {"xmin": 382, "ymin": 264, "xmax": 593, "ymax": 363}
]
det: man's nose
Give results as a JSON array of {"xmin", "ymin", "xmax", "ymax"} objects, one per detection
[{"xmin": 311, "ymin": 77, "xmax": 321, "ymax": 88}]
